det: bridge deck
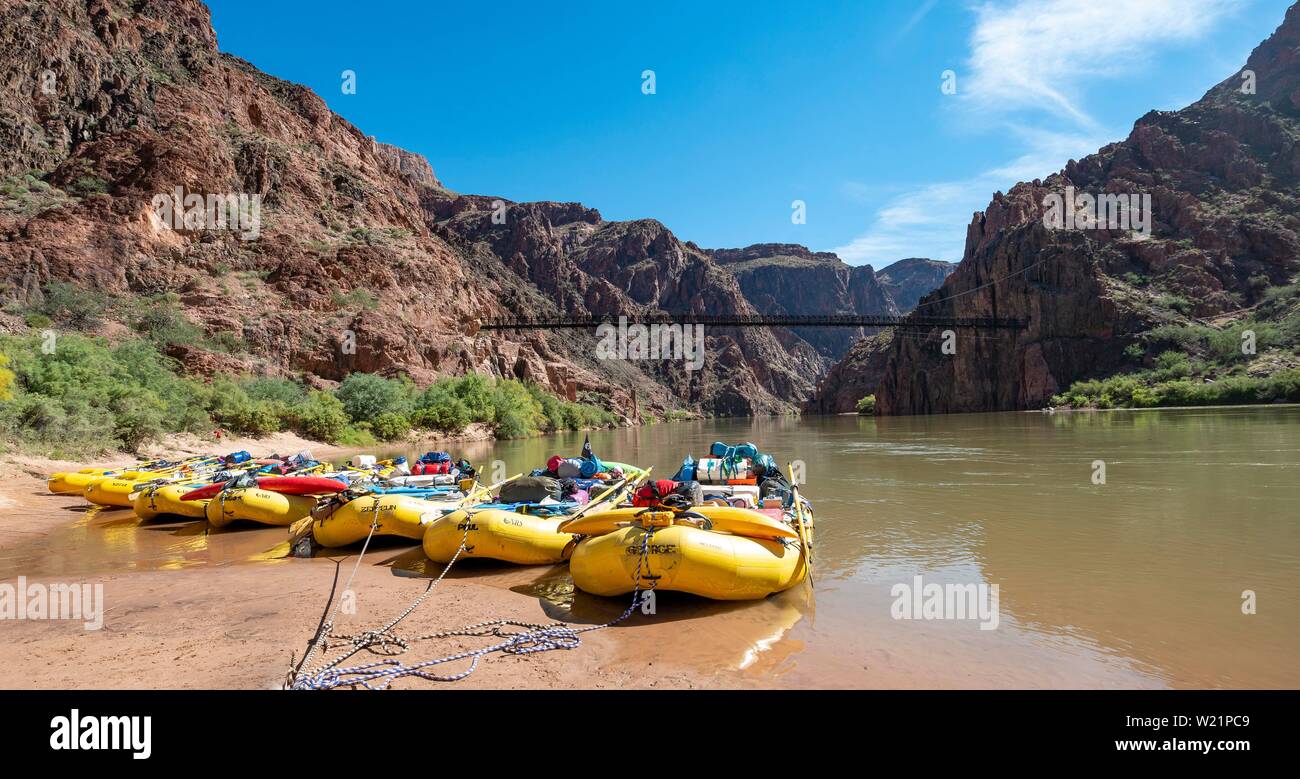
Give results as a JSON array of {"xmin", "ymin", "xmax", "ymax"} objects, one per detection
[{"xmin": 479, "ymin": 314, "xmax": 1028, "ymax": 330}]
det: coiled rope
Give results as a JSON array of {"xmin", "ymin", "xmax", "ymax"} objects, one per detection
[{"xmin": 287, "ymin": 509, "xmax": 657, "ymax": 691}]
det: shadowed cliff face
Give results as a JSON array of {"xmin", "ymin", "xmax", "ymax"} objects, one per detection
[
  {"xmin": 710, "ymin": 244, "xmax": 899, "ymax": 359},
  {"xmin": 0, "ymin": 0, "xmax": 859, "ymax": 417},
  {"xmin": 864, "ymin": 4, "xmax": 1300, "ymax": 415},
  {"xmin": 875, "ymin": 258, "xmax": 955, "ymax": 313},
  {"xmin": 429, "ymin": 199, "xmax": 828, "ymax": 415}
]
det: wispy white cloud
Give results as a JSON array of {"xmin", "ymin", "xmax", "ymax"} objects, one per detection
[
  {"xmin": 897, "ymin": 0, "xmax": 940, "ymax": 40},
  {"xmin": 835, "ymin": 128, "xmax": 1106, "ymax": 266},
  {"xmin": 964, "ymin": 0, "xmax": 1239, "ymax": 126},
  {"xmin": 833, "ymin": 0, "xmax": 1239, "ymax": 267}
]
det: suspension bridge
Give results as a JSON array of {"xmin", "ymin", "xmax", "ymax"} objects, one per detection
[{"xmin": 477, "ymin": 313, "xmax": 1029, "ymax": 331}]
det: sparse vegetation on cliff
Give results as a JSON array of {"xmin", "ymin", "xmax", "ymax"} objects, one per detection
[{"xmin": 1051, "ymin": 284, "xmax": 1300, "ymax": 410}]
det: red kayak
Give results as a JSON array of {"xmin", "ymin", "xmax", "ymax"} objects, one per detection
[{"xmin": 180, "ymin": 477, "xmax": 348, "ymax": 501}]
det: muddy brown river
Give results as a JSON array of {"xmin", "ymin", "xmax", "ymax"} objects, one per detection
[{"xmin": 3, "ymin": 406, "xmax": 1297, "ymax": 688}]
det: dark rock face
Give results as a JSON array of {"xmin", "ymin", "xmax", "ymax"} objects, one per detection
[
  {"xmin": 804, "ymin": 330, "xmax": 895, "ymax": 413},
  {"xmin": 431, "ymin": 207, "xmax": 827, "ymax": 415},
  {"xmin": 711, "ymin": 243, "xmax": 898, "ymax": 359},
  {"xmin": 875, "ymin": 258, "xmax": 955, "ymax": 313},
  {"xmin": 830, "ymin": 4, "xmax": 1300, "ymax": 415}
]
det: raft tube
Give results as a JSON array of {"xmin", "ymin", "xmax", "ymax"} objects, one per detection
[
  {"xmin": 422, "ymin": 507, "xmax": 576, "ymax": 565},
  {"xmin": 85, "ymin": 477, "xmax": 161, "ymax": 508},
  {"xmin": 568, "ymin": 503, "xmax": 813, "ymax": 600},
  {"xmin": 132, "ymin": 483, "xmax": 210, "ymax": 521},
  {"xmin": 559, "ymin": 505, "xmax": 799, "ymax": 542},
  {"xmin": 48, "ymin": 468, "xmax": 116, "ymax": 495},
  {"xmin": 569, "ymin": 524, "xmax": 808, "ymax": 600},
  {"xmin": 420, "ymin": 467, "xmax": 646, "ymax": 565},
  {"xmin": 204, "ymin": 488, "xmax": 319, "ymax": 528},
  {"xmin": 311, "ymin": 494, "xmax": 464, "ymax": 547}
]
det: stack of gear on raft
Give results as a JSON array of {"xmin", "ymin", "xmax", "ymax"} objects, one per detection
[
  {"xmin": 664, "ymin": 440, "xmax": 796, "ymax": 509},
  {"xmin": 419, "ymin": 437, "xmax": 643, "ymax": 565},
  {"xmin": 562, "ymin": 440, "xmax": 813, "ymax": 600}
]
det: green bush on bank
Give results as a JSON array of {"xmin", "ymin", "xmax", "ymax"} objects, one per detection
[
  {"xmin": 0, "ymin": 333, "xmax": 619, "ymax": 455},
  {"xmin": 1051, "ymin": 368, "xmax": 1300, "ymax": 410},
  {"xmin": 1069, "ymin": 286, "xmax": 1300, "ymax": 411},
  {"xmin": 856, "ymin": 394, "xmax": 876, "ymax": 415}
]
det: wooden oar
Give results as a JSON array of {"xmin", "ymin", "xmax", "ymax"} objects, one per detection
[
  {"xmin": 466, "ymin": 472, "xmax": 522, "ymax": 504},
  {"xmin": 559, "ymin": 466, "xmax": 652, "ymax": 530},
  {"xmin": 787, "ymin": 464, "xmax": 813, "ymax": 586}
]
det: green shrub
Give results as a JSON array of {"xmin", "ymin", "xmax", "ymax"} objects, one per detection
[
  {"xmin": 411, "ymin": 385, "xmax": 471, "ymax": 432},
  {"xmin": 0, "ymin": 333, "xmax": 207, "ymax": 453},
  {"xmin": 69, "ymin": 176, "xmax": 108, "ymax": 196},
  {"xmin": 335, "ymin": 373, "xmax": 410, "ymax": 423},
  {"xmin": 330, "ymin": 287, "xmax": 379, "ymax": 310},
  {"xmin": 1145, "ymin": 324, "xmax": 1208, "ymax": 351},
  {"xmin": 1153, "ymin": 351, "xmax": 1192, "ymax": 379},
  {"xmin": 371, "ymin": 411, "xmax": 410, "ymax": 441},
  {"xmin": 1053, "ymin": 368, "xmax": 1300, "ymax": 409},
  {"xmin": 292, "ymin": 390, "xmax": 349, "ymax": 442},
  {"xmin": 488, "ymin": 380, "xmax": 545, "ymax": 438},
  {"xmin": 112, "ymin": 393, "xmax": 168, "ymax": 453},
  {"xmin": 562, "ymin": 401, "xmax": 616, "ymax": 429},
  {"xmin": 447, "ymin": 374, "xmax": 495, "ymax": 422},
  {"xmin": 33, "ymin": 281, "xmax": 110, "ymax": 331},
  {"xmin": 855, "ymin": 394, "xmax": 876, "ymax": 415},
  {"xmin": 207, "ymin": 381, "xmax": 284, "ymax": 436},
  {"xmin": 1156, "ymin": 294, "xmax": 1194, "ymax": 315},
  {"xmin": 131, "ymin": 294, "xmax": 205, "ymax": 347},
  {"xmin": 336, "ymin": 425, "xmax": 377, "ymax": 448},
  {"xmin": 242, "ymin": 377, "xmax": 308, "ymax": 406}
]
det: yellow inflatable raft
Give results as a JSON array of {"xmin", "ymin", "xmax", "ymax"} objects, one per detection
[
  {"xmin": 421, "ymin": 470, "xmax": 647, "ymax": 566},
  {"xmin": 49, "ymin": 455, "xmax": 223, "ymax": 496},
  {"xmin": 204, "ymin": 488, "xmax": 318, "ymax": 528},
  {"xmin": 423, "ymin": 507, "xmax": 577, "ymax": 565},
  {"xmin": 566, "ymin": 504, "xmax": 813, "ymax": 601},
  {"xmin": 85, "ymin": 476, "xmax": 164, "ymax": 508},
  {"xmin": 83, "ymin": 463, "xmax": 220, "ymax": 507},
  {"xmin": 48, "ymin": 468, "xmax": 117, "ymax": 495},
  {"xmin": 133, "ymin": 483, "xmax": 210, "ymax": 521},
  {"xmin": 312, "ymin": 494, "xmax": 463, "ymax": 547}
]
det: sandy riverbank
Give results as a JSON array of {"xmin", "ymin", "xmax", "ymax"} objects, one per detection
[{"xmin": 0, "ymin": 462, "xmax": 764, "ymax": 689}]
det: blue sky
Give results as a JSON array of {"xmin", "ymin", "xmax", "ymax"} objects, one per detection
[{"xmin": 207, "ymin": 0, "xmax": 1292, "ymax": 269}]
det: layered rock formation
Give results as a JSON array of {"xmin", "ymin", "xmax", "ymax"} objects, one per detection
[
  {"xmin": 710, "ymin": 243, "xmax": 898, "ymax": 358},
  {"xmin": 0, "ymin": 0, "xmax": 871, "ymax": 418},
  {"xmin": 875, "ymin": 258, "xmax": 955, "ymax": 313},
  {"xmin": 804, "ymin": 330, "xmax": 895, "ymax": 413},
  {"xmin": 820, "ymin": 4, "xmax": 1300, "ymax": 415}
]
